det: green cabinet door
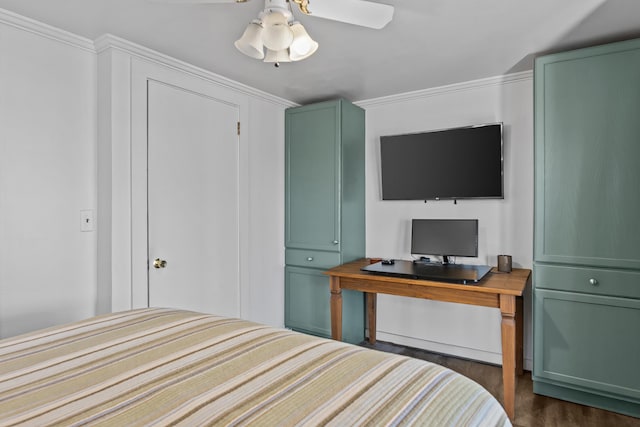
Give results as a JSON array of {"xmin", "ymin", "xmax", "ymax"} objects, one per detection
[
  {"xmin": 285, "ymin": 101, "xmax": 340, "ymax": 252},
  {"xmin": 285, "ymin": 266, "xmax": 364, "ymax": 344},
  {"xmin": 533, "ymin": 288, "xmax": 640, "ymax": 416},
  {"xmin": 284, "ymin": 99, "xmax": 365, "ymax": 344},
  {"xmin": 285, "ymin": 266, "xmax": 332, "ymax": 338},
  {"xmin": 534, "ymin": 39, "xmax": 640, "ymax": 270}
]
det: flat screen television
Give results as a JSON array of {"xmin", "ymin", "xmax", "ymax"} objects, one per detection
[
  {"xmin": 411, "ymin": 219, "xmax": 478, "ymax": 264},
  {"xmin": 380, "ymin": 123, "xmax": 503, "ymax": 200}
]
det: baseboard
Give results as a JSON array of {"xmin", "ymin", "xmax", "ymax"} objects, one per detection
[
  {"xmin": 375, "ymin": 330, "xmax": 533, "ymax": 371},
  {"xmin": 534, "ymin": 379, "xmax": 640, "ymax": 419}
]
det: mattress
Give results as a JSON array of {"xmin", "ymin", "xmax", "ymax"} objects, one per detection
[{"xmin": 0, "ymin": 308, "xmax": 511, "ymax": 426}]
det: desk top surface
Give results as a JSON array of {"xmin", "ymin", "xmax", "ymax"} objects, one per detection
[{"xmin": 325, "ymin": 258, "xmax": 530, "ymax": 296}]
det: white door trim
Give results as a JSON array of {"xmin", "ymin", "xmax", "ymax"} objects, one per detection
[
  {"xmin": 131, "ymin": 58, "xmax": 249, "ymax": 315},
  {"xmin": 101, "ymin": 54, "xmax": 250, "ymax": 316}
]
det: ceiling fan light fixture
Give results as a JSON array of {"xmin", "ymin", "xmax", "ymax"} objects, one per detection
[
  {"xmin": 289, "ymin": 22, "xmax": 318, "ymax": 60},
  {"xmin": 234, "ymin": 20, "xmax": 265, "ymax": 59},
  {"xmin": 233, "ymin": 0, "xmax": 327, "ymax": 65},
  {"xmin": 261, "ymin": 11, "xmax": 294, "ymax": 51},
  {"xmin": 263, "ymin": 48, "xmax": 292, "ymax": 64}
]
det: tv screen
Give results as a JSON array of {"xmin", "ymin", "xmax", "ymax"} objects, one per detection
[
  {"xmin": 411, "ymin": 219, "xmax": 478, "ymax": 263},
  {"xmin": 380, "ymin": 123, "xmax": 503, "ymax": 200}
]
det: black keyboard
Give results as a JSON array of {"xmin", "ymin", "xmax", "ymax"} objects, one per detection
[{"xmin": 361, "ymin": 260, "xmax": 492, "ymax": 284}]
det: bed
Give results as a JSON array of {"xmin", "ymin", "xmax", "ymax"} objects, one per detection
[{"xmin": 0, "ymin": 308, "xmax": 511, "ymax": 426}]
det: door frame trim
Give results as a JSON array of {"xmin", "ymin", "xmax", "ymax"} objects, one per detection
[
  {"xmin": 131, "ymin": 59, "xmax": 248, "ymax": 314},
  {"xmin": 101, "ymin": 55, "xmax": 250, "ymax": 316}
]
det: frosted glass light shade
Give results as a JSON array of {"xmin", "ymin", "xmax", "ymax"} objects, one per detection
[
  {"xmin": 234, "ymin": 21, "xmax": 264, "ymax": 59},
  {"xmin": 263, "ymin": 48, "xmax": 292, "ymax": 63},
  {"xmin": 289, "ymin": 22, "xmax": 318, "ymax": 61},
  {"xmin": 261, "ymin": 12, "xmax": 294, "ymax": 51}
]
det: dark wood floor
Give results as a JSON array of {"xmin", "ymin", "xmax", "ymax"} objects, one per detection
[{"xmin": 361, "ymin": 341, "xmax": 640, "ymax": 427}]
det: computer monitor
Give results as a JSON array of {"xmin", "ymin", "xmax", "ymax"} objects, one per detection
[{"xmin": 411, "ymin": 219, "xmax": 478, "ymax": 264}]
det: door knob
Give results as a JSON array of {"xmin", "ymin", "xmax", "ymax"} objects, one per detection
[{"xmin": 153, "ymin": 258, "xmax": 167, "ymax": 269}]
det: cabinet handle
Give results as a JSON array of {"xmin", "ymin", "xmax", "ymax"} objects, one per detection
[
  {"xmin": 589, "ymin": 278, "xmax": 599, "ymax": 286},
  {"xmin": 307, "ymin": 257, "xmax": 314, "ymax": 261},
  {"xmin": 332, "ymin": 240, "xmax": 339, "ymax": 245}
]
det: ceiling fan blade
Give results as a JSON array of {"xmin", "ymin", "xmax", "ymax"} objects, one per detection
[{"xmin": 305, "ymin": 0, "xmax": 394, "ymax": 29}]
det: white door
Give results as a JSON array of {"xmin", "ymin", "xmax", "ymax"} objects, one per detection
[{"xmin": 147, "ymin": 80, "xmax": 240, "ymax": 317}]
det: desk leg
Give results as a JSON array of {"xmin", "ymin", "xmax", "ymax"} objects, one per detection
[
  {"xmin": 500, "ymin": 294, "xmax": 518, "ymax": 421},
  {"xmin": 330, "ymin": 276, "xmax": 343, "ymax": 341},
  {"xmin": 366, "ymin": 293, "xmax": 377, "ymax": 344},
  {"xmin": 516, "ymin": 296, "xmax": 524, "ymax": 376}
]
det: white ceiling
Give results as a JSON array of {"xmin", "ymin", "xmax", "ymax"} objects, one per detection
[{"xmin": 1, "ymin": 0, "xmax": 639, "ymax": 104}]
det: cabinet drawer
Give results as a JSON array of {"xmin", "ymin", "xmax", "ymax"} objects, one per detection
[
  {"xmin": 285, "ymin": 249, "xmax": 341, "ymax": 269},
  {"xmin": 534, "ymin": 264, "xmax": 640, "ymax": 299}
]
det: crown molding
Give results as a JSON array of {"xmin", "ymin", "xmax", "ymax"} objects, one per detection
[
  {"xmin": 0, "ymin": 8, "xmax": 294, "ymax": 107},
  {"xmin": 356, "ymin": 71, "xmax": 533, "ymax": 108},
  {"xmin": 0, "ymin": 8, "xmax": 94, "ymax": 52},
  {"xmin": 2, "ymin": 6, "xmax": 532, "ymax": 110},
  {"xmin": 94, "ymin": 34, "xmax": 295, "ymax": 108}
]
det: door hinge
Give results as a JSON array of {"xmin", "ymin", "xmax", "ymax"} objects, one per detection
[{"xmin": 237, "ymin": 121, "xmax": 240, "ymax": 136}]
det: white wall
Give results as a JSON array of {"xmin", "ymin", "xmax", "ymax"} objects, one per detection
[
  {"xmin": 358, "ymin": 73, "xmax": 534, "ymax": 368},
  {"xmin": 245, "ymin": 97, "xmax": 286, "ymax": 327},
  {"xmin": 0, "ymin": 15, "xmax": 97, "ymax": 337},
  {"xmin": 0, "ymin": 11, "xmax": 289, "ymax": 337}
]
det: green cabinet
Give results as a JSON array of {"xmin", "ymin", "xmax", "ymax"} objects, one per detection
[
  {"xmin": 534, "ymin": 38, "xmax": 640, "ymax": 417},
  {"xmin": 284, "ymin": 99, "xmax": 365, "ymax": 344}
]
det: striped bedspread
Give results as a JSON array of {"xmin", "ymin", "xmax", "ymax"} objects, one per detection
[{"xmin": 0, "ymin": 308, "xmax": 511, "ymax": 426}]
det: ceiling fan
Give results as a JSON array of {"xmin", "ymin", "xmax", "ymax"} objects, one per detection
[{"xmin": 152, "ymin": 0, "xmax": 394, "ymax": 66}]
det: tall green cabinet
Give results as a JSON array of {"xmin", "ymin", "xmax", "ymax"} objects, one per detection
[
  {"xmin": 533, "ymin": 38, "xmax": 640, "ymax": 417},
  {"xmin": 284, "ymin": 99, "xmax": 365, "ymax": 344}
]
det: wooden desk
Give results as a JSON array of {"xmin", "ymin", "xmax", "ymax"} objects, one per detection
[{"xmin": 325, "ymin": 258, "xmax": 530, "ymax": 421}]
